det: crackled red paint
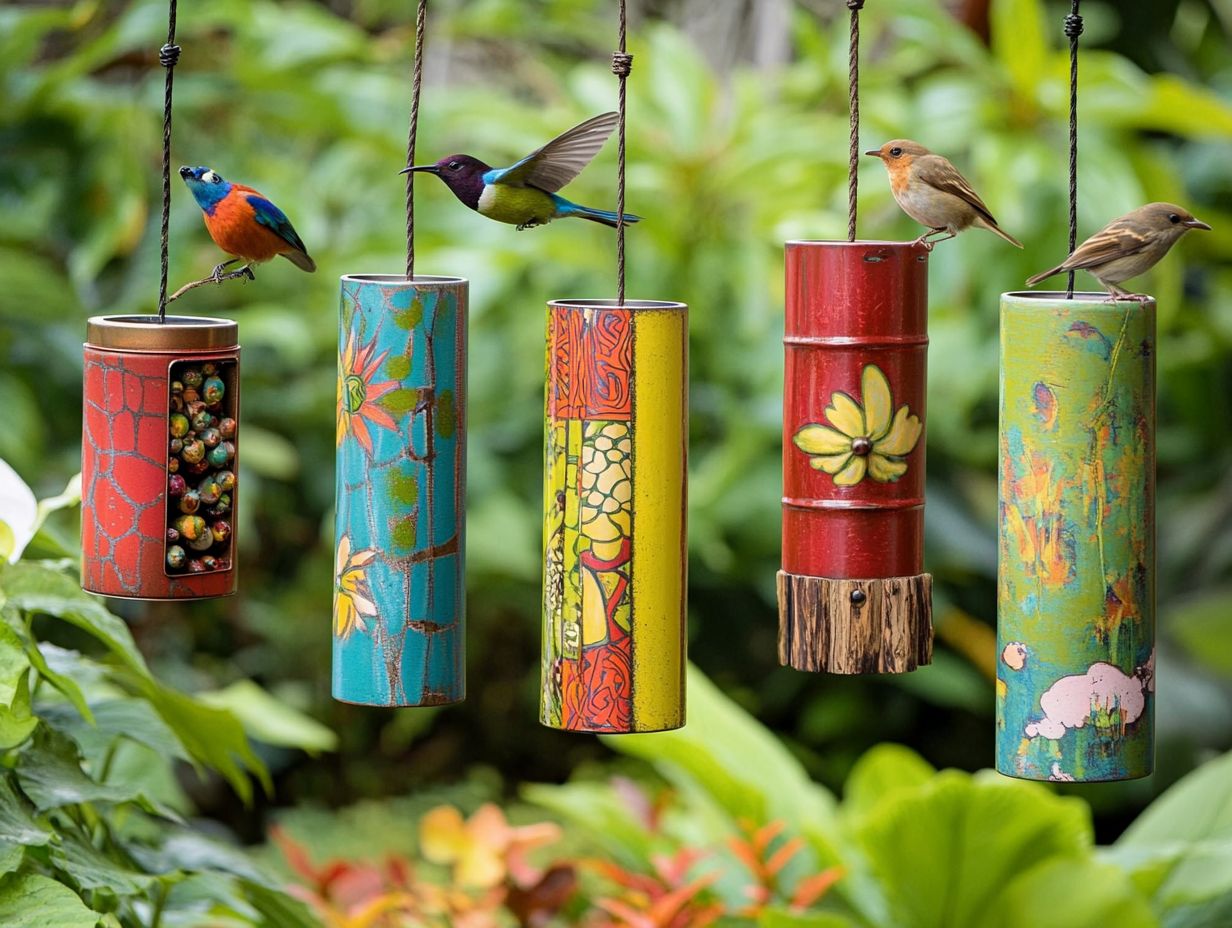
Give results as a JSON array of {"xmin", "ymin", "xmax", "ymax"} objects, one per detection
[{"xmin": 82, "ymin": 347, "xmax": 238, "ymax": 599}]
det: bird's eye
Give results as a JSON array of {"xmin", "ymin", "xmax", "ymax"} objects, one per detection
[
  {"xmin": 448, "ymin": 161, "xmax": 461, "ymax": 171},
  {"xmin": 889, "ymin": 147, "xmax": 903, "ymax": 157},
  {"xmin": 1168, "ymin": 213, "xmax": 1180, "ymax": 224},
  {"xmin": 211, "ymin": 174, "xmax": 222, "ymax": 184}
]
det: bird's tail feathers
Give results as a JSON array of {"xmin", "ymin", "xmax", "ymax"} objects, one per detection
[
  {"xmin": 1025, "ymin": 265, "xmax": 1064, "ymax": 287},
  {"xmin": 976, "ymin": 216, "xmax": 1023, "ymax": 248},
  {"xmin": 560, "ymin": 202, "xmax": 642, "ymax": 228},
  {"xmin": 281, "ymin": 249, "xmax": 317, "ymax": 273}
]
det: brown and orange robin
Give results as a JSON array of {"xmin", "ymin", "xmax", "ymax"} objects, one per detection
[{"xmin": 865, "ymin": 139, "xmax": 1022, "ymax": 248}]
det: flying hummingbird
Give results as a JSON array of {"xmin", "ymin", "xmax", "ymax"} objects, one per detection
[{"xmin": 401, "ymin": 112, "xmax": 640, "ymax": 231}]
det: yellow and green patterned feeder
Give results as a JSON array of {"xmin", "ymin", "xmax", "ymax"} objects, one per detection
[
  {"xmin": 997, "ymin": 291, "xmax": 1155, "ymax": 781},
  {"xmin": 541, "ymin": 299, "xmax": 687, "ymax": 733}
]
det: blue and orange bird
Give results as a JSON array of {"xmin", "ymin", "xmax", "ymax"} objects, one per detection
[
  {"xmin": 401, "ymin": 112, "xmax": 640, "ymax": 230},
  {"xmin": 179, "ymin": 166, "xmax": 316, "ymax": 279}
]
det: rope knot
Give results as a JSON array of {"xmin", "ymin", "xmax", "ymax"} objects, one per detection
[
  {"xmin": 1063, "ymin": 13, "xmax": 1084, "ymax": 38},
  {"xmin": 159, "ymin": 43, "xmax": 181, "ymax": 68},
  {"xmin": 847, "ymin": 0, "xmax": 865, "ymax": 9},
  {"xmin": 611, "ymin": 51, "xmax": 633, "ymax": 78}
]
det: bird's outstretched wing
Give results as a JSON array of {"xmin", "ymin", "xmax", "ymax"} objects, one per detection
[
  {"xmin": 489, "ymin": 112, "xmax": 618, "ymax": 192},
  {"xmin": 915, "ymin": 155, "xmax": 999, "ymax": 226}
]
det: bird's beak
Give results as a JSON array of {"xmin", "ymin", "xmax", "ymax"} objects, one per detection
[
  {"xmin": 178, "ymin": 166, "xmax": 193, "ymax": 178},
  {"xmin": 1184, "ymin": 217, "xmax": 1212, "ymax": 231},
  {"xmin": 400, "ymin": 165, "xmax": 439, "ymax": 175},
  {"xmin": 864, "ymin": 149, "xmax": 881, "ymax": 158}
]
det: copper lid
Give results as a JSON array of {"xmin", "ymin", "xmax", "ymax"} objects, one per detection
[{"xmin": 85, "ymin": 315, "xmax": 239, "ymax": 352}]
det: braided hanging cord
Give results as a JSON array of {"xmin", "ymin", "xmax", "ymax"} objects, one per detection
[
  {"xmin": 847, "ymin": 0, "xmax": 864, "ymax": 242},
  {"xmin": 1065, "ymin": 1, "xmax": 1083, "ymax": 298},
  {"xmin": 405, "ymin": 0, "xmax": 428, "ymax": 280},
  {"xmin": 613, "ymin": 0, "xmax": 632, "ymax": 305},
  {"xmin": 156, "ymin": 0, "xmax": 180, "ymax": 322}
]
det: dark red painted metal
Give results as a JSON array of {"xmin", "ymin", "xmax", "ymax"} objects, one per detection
[{"xmin": 782, "ymin": 240, "xmax": 929, "ymax": 580}]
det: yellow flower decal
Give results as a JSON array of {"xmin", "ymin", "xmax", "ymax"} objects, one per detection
[
  {"xmin": 334, "ymin": 533, "xmax": 378, "ymax": 638},
  {"xmin": 793, "ymin": 364, "xmax": 922, "ymax": 486}
]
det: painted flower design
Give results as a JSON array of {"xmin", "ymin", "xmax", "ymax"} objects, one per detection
[
  {"xmin": 793, "ymin": 364, "xmax": 922, "ymax": 486},
  {"xmin": 337, "ymin": 328, "xmax": 399, "ymax": 453},
  {"xmin": 334, "ymin": 534, "xmax": 378, "ymax": 638}
]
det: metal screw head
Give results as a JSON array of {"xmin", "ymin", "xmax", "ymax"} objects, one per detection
[
  {"xmin": 851, "ymin": 437, "xmax": 873, "ymax": 456},
  {"xmin": 850, "ymin": 589, "xmax": 867, "ymax": 606}
]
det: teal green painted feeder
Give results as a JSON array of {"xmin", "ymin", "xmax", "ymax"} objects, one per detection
[
  {"xmin": 997, "ymin": 291, "xmax": 1155, "ymax": 782},
  {"xmin": 333, "ymin": 275, "xmax": 468, "ymax": 707}
]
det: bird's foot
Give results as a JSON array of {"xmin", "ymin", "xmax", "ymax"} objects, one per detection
[
  {"xmin": 1103, "ymin": 290, "xmax": 1149, "ymax": 304},
  {"xmin": 210, "ymin": 259, "xmax": 239, "ymax": 282},
  {"xmin": 238, "ymin": 265, "xmax": 255, "ymax": 281},
  {"xmin": 516, "ymin": 220, "xmax": 544, "ymax": 231}
]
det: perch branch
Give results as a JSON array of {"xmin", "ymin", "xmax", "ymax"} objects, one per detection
[{"xmin": 167, "ymin": 265, "xmax": 255, "ymax": 303}]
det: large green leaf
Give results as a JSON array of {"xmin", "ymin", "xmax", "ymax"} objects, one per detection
[
  {"xmin": 0, "ymin": 624, "xmax": 37, "ymax": 749},
  {"xmin": 857, "ymin": 770, "xmax": 1092, "ymax": 928},
  {"xmin": 0, "ymin": 561, "xmax": 150, "ymax": 676},
  {"xmin": 51, "ymin": 831, "xmax": 154, "ymax": 896},
  {"xmin": 995, "ymin": 858, "xmax": 1157, "ymax": 928},
  {"xmin": 841, "ymin": 744, "xmax": 935, "ymax": 823},
  {"xmin": 1110, "ymin": 750, "xmax": 1232, "ymax": 921},
  {"xmin": 0, "ymin": 872, "xmax": 99, "ymax": 928},
  {"xmin": 197, "ymin": 680, "xmax": 338, "ymax": 754},
  {"xmin": 122, "ymin": 679, "xmax": 270, "ymax": 804},
  {"xmin": 0, "ymin": 777, "xmax": 51, "ymax": 848},
  {"xmin": 758, "ymin": 911, "xmax": 861, "ymax": 928},
  {"xmin": 16, "ymin": 731, "xmax": 140, "ymax": 812},
  {"xmin": 602, "ymin": 666, "xmax": 837, "ymax": 833}
]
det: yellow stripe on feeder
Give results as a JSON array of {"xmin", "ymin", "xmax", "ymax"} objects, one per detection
[{"xmin": 541, "ymin": 300, "xmax": 687, "ymax": 733}]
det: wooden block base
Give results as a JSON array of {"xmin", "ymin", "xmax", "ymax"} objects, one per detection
[{"xmin": 777, "ymin": 571, "xmax": 933, "ymax": 674}]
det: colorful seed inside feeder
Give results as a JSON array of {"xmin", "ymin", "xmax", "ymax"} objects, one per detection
[
  {"xmin": 202, "ymin": 376, "xmax": 225, "ymax": 405},
  {"xmin": 163, "ymin": 357, "xmax": 239, "ymax": 577},
  {"xmin": 175, "ymin": 514, "xmax": 207, "ymax": 542},
  {"xmin": 181, "ymin": 438, "xmax": 205, "ymax": 464},
  {"xmin": 198, "ymin": 475, "xmax": 222, "ymax": 506},
  {"xmin": 179, "ymin": 489, "xmax": 201, "ymax": 514}
]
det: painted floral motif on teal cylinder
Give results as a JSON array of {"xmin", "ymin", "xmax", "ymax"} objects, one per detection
[
  {"xmin": 997, "ymin": 292, "xmax": 1154, "ymax": 781},
  {"xmin": 334, "ymin": 275, "xmax": 468, "ymax": 706}
]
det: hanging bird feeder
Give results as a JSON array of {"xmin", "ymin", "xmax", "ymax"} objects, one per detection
[
  {"xmin": 81, "ymin": 2, "xmax": 242, "ymax": 601},
  {"xmin": 333, "ymin": 0, "xmax": 468, "ymax": 707},
  {"xmin": 540, "ymin": 2, "xmax": 687, "ymax": 733},
  {"xmin": 997, "ymin": 3, "xmax": 1154, "ymax": 782},
  {"xmin": 778, "ymin": 0, "xmax": 933, "ymax": 673}
]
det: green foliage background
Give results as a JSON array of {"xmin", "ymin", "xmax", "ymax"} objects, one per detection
[{"xmin": 2, "ymin": 0, "xmax": 1232, "ymax": 865}]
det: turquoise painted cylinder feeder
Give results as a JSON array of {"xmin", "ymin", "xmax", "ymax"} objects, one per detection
[
  {"xmin": 997, "ymin": 291, "xmax": 1155, "ymax": 781},
  {"xmin": 333, "ymin": 275, "xmax": 468, "ymax": 706}
]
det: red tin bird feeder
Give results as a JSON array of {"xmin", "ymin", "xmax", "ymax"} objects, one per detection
[
  {"xmin": 778, "ymin": 1, "xmax": 933, "ymax": 673},
  {"xmin": 81, "ymin": 1, "xmax": 242, "ymax": 601}
]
